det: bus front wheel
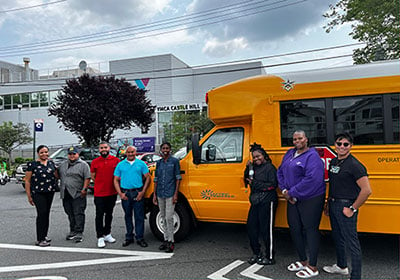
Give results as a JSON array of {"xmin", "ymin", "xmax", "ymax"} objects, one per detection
[{"xmin": 149, "ymin": 202, "xmax": 192, "ymax": 242}]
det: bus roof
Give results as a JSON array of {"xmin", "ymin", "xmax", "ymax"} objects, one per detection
[
  {"xmin": 207, "ymin": 59, "xmax": 400, "ymax": 124},
  {"xmin": 274, "ymin": 59, "xmax": 400, "ymax": 84}
]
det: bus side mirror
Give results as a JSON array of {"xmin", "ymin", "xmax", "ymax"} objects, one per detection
[
  {"xmin": 192, "ymin": 133, "xmax": 201, "ymax": 165},
  {"xmin": 206, "ymin": 144, "xmax": 216, "ymax": 161}
]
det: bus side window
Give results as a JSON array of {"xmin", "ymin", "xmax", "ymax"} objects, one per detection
[{"xmin": 200, "ymin": 127, "xmax": 244, "ymax": 164}]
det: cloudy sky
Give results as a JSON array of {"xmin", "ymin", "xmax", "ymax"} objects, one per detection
[{"xmin": 0, "ymin": 0, "xmax": 358, "ymax": 74}]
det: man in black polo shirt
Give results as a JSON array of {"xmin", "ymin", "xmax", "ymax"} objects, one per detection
[{"xmin": 323, "ymin": 133, "xmax": 372, "ymax": 280}]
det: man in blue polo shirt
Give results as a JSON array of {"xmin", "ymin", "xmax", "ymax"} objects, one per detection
[{"xmin": 114, "ymin": 146, "xmax": 150, "ymax": 247}]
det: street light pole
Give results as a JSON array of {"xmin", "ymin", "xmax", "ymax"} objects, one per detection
[{"xmin": 17, "ymin": 103, "xmax": 23, "ymax": 157}]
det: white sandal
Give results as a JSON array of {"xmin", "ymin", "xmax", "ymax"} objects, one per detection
[
  {"xmin": 287, "ymin": 261, "xmax": 305, "ymax": 272},
  {"xmin": 296, "ymin": 266, "xmax": 319, "ymax": 278}
]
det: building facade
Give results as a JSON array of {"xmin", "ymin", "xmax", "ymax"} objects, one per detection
[{"xmin": 0, "ymin": 54, "xmax": 264, "ymax": 153}]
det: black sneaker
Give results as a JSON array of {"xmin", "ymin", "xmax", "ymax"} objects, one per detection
[
  {"xmin": 137, "ymin": 239, "xmax": 148, "ymax": 248},
  {"xmin": 74, "ymin": 233, "xmax": 83, "ymax": 243},
  {"xmin": 248, "ymin": 254, "xmax": 261, "ymax": 265},
  {"xmin": 257, "ymin": 257, "xmax": 276, "ymax": 266},
  {"xmin": 66, "ymin": 232, "xmax": 77, "ymax": 240},
  {"xmin": 165, "ymin": 242, "xmax": 174, "ymax": 253},
  {"xmin": 159, "ymin": 241, "xmax": 168, "ymax": 251}
]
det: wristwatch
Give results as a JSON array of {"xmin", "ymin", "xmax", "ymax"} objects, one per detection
[{"xmin": 349, "ymin": 205, "xmax": 357, "ymax": 213}]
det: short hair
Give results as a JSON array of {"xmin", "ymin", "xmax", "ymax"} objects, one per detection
[
  {"xmin": 99, "ymin": 141, "xmax": 109, "ymax": 147},
  {"xmin": 160, "ymin": 142, "xmax": 171, "ymax": 149},
  {"xmin": 335, "ymin": 132, "xmax": 353, "ymax": 144},
  {"xmin": 250, "ymin": 142, "xmax": 271, "ymax": 163},
  {"xmin": 36, "ymin": 145, "xmax": 48, "ymax": 153},
  {"xmin": 293, "ymin": 130, "xmax": 307, "ymax": 137},
  {"xmin": 126, "ymin": 145, "xmax": 137, "ymax": 152}
]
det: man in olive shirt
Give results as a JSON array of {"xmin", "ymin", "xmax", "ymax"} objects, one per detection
[{"xmin": 58, "ymin": 146, "xmax": 91, "ymax": 243}]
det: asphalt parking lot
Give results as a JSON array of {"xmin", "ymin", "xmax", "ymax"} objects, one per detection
[{"xmin": 0, "ymin": 181, "xmax": 398, "ymax": 280}]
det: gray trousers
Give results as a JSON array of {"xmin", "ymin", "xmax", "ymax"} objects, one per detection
[
  {"xmin": 63, "ymin": 191, "xmax": 87, "ymax": 234},
  {"xmin": 158, "ymin": 197, "xmax": 175, "ymax": 242}
]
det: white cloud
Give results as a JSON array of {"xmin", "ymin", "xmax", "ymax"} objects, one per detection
[
  {"xmin": 202, "ymin": 37, "xmax": 248, "ymax": 57},
  {"xmin": 68, "ymin": 0, "xmax": 173, "ymax": 24},
  {"xmin": 187, "ymin": 0, "xmax": 336, "ymax": 50}
]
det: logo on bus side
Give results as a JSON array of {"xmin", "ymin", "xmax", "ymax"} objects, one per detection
[
  {"xmin": 201, "ymin": 189, "xmax": 235, "ymax": 200},
  {"xmin": 282, "ymin": 80, "xmax": 295, "ymax": 92}
]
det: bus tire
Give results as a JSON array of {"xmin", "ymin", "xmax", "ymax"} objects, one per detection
[{"xmin": 149, "ymin": 202, "xmax": 192, "ymax": 242}]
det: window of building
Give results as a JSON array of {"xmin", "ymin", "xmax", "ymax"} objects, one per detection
[
  {"xmin": 158, "ymin": 112, "xmax": 173, "ymax": 144},
  {"xmin": 4, "ymin": 95, "xmax": 11, "ymax": 110},
  {"xmin": 30, "ymin": 92, "xmax": 39, "ymax": 108},
  {"xmin": 12, "ymin": 94, "xmax": 21, "ymax": 109},
  {"xmin": 39, "ymin": 91, "xmax": 49, "ymax": 107},
  {"xmin": 280, "ymin": 99, "xmax": 326, "ymax": 146},
  {"xmin": 49, "ymin": 90, "xmax": 59, "ymax": 105},
  {"xmin": 21, "ymin": 93, "xmax": 29, "ymax": 108},
  {"xmin": 0, "ymin": 96, "xmax": 3, "ymax": 110}
]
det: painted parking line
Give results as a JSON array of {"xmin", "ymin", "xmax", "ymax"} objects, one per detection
[
  {"xmin": 240, "ymin": 263, "xmax": 273, "ymax": 280},
  {"xmin": 208, "ymin": 260, "xmax": 274, "ymax": 280},
  {"xmin": 17, "ymin": 277, "xmax": 68, "ymax": 280},
  {"xmin": 207, "ymin": 260, "xmax": 244, "ymax": 280},
  {"xmin": 0, "ymin": 243, "xmax": 172, "ymax": 273}
]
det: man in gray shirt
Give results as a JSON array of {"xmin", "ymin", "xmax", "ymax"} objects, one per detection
[{"xmin": 58, "ymin": 146, "xmax": 91, "ymax": 242}]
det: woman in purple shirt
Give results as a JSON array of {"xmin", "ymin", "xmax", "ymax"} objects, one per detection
[{"xmin": 277, "ymin": 130, "xmax": 325, "ymax": 278}]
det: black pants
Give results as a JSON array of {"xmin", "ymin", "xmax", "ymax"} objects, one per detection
[
  {"xmin": 287, "ymin": 193, "xmax": 325, "ymax": 266},
  {"xmin": 63, "ymin": 191, "xmax": 87, "ymax": 234},
  {"xmin": 32, "ymin": 192, "xmax": 54, "ymax": 242},
  {"xmin": 247, "ymin": 200, "xmax": 278, "ymax": 259},
  {"xmin": 94, "ymin": 194, "xmax": 117, "ymax": 238}
]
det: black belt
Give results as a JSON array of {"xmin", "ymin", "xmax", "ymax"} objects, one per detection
[
  {"xmin": 121, "ymin": 187, "xmax": 143, "ymax": 192},
  {"xmin": 328, "ymin": 197, "xmax": 354, "ymax": 203}
]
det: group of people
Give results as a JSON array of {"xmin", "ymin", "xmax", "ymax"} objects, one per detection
[
  {"xmin": 25, "ymin": 141, "xmax": 181, "ymax": 254},
  {"xmin": 25, "ymin": 131, "xmax": 371, "ymax": 279},
  {"xmin": 245, "ymin": 131, "xmax": 372, "ymax": 280}
]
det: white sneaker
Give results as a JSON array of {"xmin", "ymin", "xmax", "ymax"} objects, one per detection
[
  {"xmin": 97, "ymin": 237, "xmax": 106, "ymax": 248},
  {"xmin": 104, "ymin": 234, "xmax": 116, "ymax": 243},
  {"xmin": 323, "ymin": 264, "xmax": 349, "ymax": 275}
]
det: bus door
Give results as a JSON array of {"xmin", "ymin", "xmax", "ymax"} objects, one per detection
[{"xmin": 188, "ymin": 126, "xmax": 250, "ymax": 222}]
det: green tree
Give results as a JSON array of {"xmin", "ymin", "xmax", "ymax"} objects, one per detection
[
  {"xmin": 49, "ymin": 74, "xmax": 155, "ymax": 146},
  {"xmin": 324, "ymin": 0, "xmax": 399, "ymax": 64},
  {"xmin": 0, "ymin": 121, "xmax": 33, "ymax": 164},
  {"xmin": 163, "ymin": 111, "xmax": 214, "ymax": 152}
]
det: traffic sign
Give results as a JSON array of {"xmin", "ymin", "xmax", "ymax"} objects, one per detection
[
  {"xmin": 314, "ymin": 145, "xmax": 337, "ymax": 181},
  {"xmin": 34, "ymin": 119, "xmax": 44, "ymax": 132}
]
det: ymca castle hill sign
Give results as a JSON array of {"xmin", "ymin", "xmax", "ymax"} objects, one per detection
[{"xmin": 157, "ymin": 103, "xmax": 201, "ymax": 112}]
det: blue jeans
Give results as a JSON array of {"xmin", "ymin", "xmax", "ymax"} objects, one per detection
[
  {"xmin": 329, "ymin": 200, "xmax": 362, "ymax": 280},
  {"xmin": 121, "ymin": 189, "xmax": 145, "ymax": 241}
]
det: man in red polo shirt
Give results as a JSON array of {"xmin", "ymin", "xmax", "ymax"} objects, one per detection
[{"xmin": 91, "ymin": 142, "xmax": 120, "ymax": 248}]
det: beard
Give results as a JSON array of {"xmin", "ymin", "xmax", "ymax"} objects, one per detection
[{"xmin": 101, "ymin": 151, "xmax": 109, "ymax": 158}]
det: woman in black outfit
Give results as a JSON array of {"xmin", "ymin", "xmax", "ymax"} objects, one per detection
[
  {"xmin": 244, "ymin": 143, "xmax": 278, "ymax": 265},
  {"xmin": 25, "ymin": 145, "xmax": 58, "ymax": 247}
]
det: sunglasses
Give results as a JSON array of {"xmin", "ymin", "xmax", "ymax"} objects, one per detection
[{"xmin": 335, "ymin": 142, "xmax": 350, "ymax": 147}]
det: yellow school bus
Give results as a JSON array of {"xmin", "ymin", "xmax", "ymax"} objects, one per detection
[{"xmin": 146, "ymin": 59, "xmax": 400, "ymax": 241}]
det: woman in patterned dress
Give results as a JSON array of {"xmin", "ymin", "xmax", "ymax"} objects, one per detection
[{"xmin": 25, "ymin": 145, "xmax": 58, "ymax": 246}]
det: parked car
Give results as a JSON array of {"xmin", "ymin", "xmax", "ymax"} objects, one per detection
[
  {"xmin": 15, "ymin": 146, "xmax": 117, "ymax": 190},
  {"xmin": 173, "ymin": 147, "xmax": 187, "ymax": 160},
  {"xmin": 137, "ymin": 153, "xmax": 162, "ymax": 167}
]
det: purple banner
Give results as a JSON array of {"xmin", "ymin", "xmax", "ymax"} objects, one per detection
[{"xmin": 133, "ymin": 137, "xmax": 156, "ymax": 153}]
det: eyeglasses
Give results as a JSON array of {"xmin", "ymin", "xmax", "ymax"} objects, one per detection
[{"xmin": 335, "ymin": 142, "xmax": 350, "ymax": 147}]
